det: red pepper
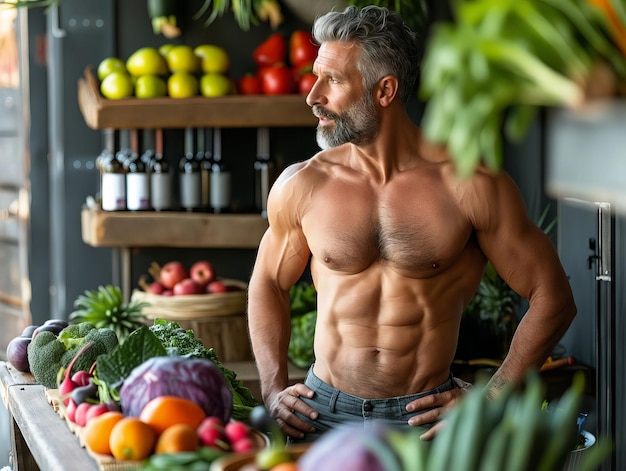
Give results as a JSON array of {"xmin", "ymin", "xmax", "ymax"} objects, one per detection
[
  {"xmin": 253, "ymin": 33, "xmax": 287, "ymax": 68},
  {"xmin": 289, "ymin": 30, "xmax": 319, "ymax": 71}
]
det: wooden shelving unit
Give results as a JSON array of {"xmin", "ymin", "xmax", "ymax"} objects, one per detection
[
  {"xmin": 81, "ymin": 208, "xmax": 268, "ymax": 249},
  {"xmin": 78, "ymin": 67, "xmax": 318, "ymax": 130}
]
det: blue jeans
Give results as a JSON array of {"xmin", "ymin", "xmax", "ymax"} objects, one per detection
[{"xmin": 290, "ymin": 366, "xmax": 457, "ymax": 443}]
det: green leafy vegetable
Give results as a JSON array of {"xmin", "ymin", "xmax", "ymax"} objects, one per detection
[
  {"xmin": 288, "ymin": 282, "xmax": 317, "ymax": 369},
  {"xmin": 419, "ymin": 0, "xmax": 626, "ymax": 177}
]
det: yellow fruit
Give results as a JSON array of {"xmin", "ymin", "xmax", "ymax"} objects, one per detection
[
  {"xmin": 200, "ymin": 73, "xmax": 232, "ymax": 98},
  {"xmin": 158, "ymin": 43, "xmax": 176, "ymax": 57},
  {"xmin": 126, "ymin": 47, "xmax": 167, "ymax": 77},
  {"xmin": 194, "ymin": 44, "xmax": 230, "ymax": 74},
  {"xmin": 100, "ymin": 72, "xmax": 134, "ymax": 100},
  {"xmin": 135, "ymin": 74, "xmax": 167, "ymax": 99},
  {"xmin": 166, "ymin": 45, "xmax": 200, "ymax": 73},
  {"xmin": 97, "ymin": 57, "xmax": 127, "ymax": 81},
  {"xmin": 167, "ymin": 71, "xmax": 199, "ymax": 98}
]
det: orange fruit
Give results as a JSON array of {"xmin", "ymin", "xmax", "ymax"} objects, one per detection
[
  {"xmin": 155, "ymin": 423, "xmax": 199, "ymax": 454},
  {"xmin": 270, "ymin": 463, "xmax": 299, "ymax": 471},
  {"xmin": 109, "ymin": 416, "xmax": 157, "ymax": 461},
  {"xmin": 82, "ymin": 411, "xmax": 124, "ymax": 455},
  {"xmin": 139, "ymin": 395, "xmax": 206, "ymax": 434}
]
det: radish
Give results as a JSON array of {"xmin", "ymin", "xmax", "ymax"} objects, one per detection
[
  {"xmin": 59, "ymin": 342, "xmax": 94, "ymax": 406},
  {"xmin": 71, "ymin": 370, "xmax": 92, "ymax": 387}
]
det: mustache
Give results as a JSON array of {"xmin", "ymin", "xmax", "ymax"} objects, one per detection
[{"xmin": 312, "ymin": 105, "xmax": 339, "ymax": 121}]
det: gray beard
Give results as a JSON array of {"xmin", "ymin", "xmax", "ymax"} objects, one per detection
[{"xmin": 314, "ymin": 94, "xmax": 379, "ymax": 150}]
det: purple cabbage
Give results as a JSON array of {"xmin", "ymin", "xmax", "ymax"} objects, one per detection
[{"xmin": 119, "ymin": 356, "xmax": 232, "ymax": 422}]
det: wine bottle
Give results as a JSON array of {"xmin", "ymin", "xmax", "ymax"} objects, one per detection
[
  {"xmin": 210, "ymin": 128, "xmax": 231, "ymax": 213},
  {"xmin": 124, "ymin": 129, "xmax": 150, "ymax": 211},
  {"xmin": 254, "ymin": 127, "xmax": 276, "ymax": 217},
  {"xmin": 179, "ymin": 127, "xmax": 202, "ymax": 211},
  {"xmin": 140, "ymin": 128, "xmax": 156, "ymax": 175},
  {"xmin": 150, "ymin": 129, "xmax": 173, "ymax": 211},
  {"xmin": 100, "ymin": 129, "xmax": 126, "ymax": 211},
  {"xmin": 198, "ymin": 128, "xmax": 213, "ymax": 211}
]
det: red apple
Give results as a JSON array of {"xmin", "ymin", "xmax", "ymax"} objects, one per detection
[
  {"xmin": 190, "ymin": 260, "xmax": 216, "ymax": 287},
  {"xmin": 207, "ymin": 280, "xmax": 228, "ymax": 294},
  {"xmin": 148, "ymin": 281, "xmax": 166, "ymax": 294},
  {"xmin": 160, "ymin": 261, "xmax": 188, "ymax": 289},
  {"xmin": 173, "ymin": 278, "xmax": 203, "ymax": 295},
  {"xmin": 161, "ymin": 289, "xmax": 174, "ymax": 296}
]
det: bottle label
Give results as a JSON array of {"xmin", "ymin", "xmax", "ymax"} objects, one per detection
[
  {"xmin": 101, "ymin": 173, "xmax": 126, "ymax": 211},
  {"xmin": 180, "ymin": 173, "xmax": 202, "ymax": 208},
  {"xmin": 210, "ymin": 172, "xmax": 231, "ymax": 209},
  {"xmin": 151, "ymin": 173, "xmax": 173, "ymax": 211},
  {"xmin": 126, "ymin": 173, "xmax": 150, "ymax": 210}
]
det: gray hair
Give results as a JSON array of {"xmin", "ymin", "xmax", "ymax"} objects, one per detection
[{"xmin": 312, "ymin": 5, "xmax": 420, "ymax": 104}]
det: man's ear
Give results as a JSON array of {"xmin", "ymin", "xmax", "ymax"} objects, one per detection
[{"xmin": 376, "ymin": 75, "xmax": 398, "ymax": 107}]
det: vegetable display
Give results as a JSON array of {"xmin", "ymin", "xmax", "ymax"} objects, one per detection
[
  {"xmin": 419, "ymin": 0, "xmax": 626, "ymax": 177},
  {"xmin": 27, "ymin": 322, "xmax": 119, "ymax": 389}
]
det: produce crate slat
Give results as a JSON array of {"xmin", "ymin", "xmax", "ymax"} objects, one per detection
[
  {"xmin": 78, "ymin": 67, "xmax": 318, "ymax": 130},
  {"xmin": 81, "ymin": 208, "xmax": 268, "ymax": 248}
]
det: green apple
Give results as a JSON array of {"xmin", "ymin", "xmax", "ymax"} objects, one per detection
[
  {"xmin": 126, "ymin": 47, "xmax": 167, "ymax": 77},
  {"xmin": 167, "ymin": 71, "xmax": 199, "ymax": 98},
  {"xmin": 135, "ymin": 75, "xmax": 167, "ymax": 99},
  {"xmin": 194, "ymin": 44, "xmax": 230, "ymax": 74},
  {"xmin": 97, "ymin": 57, "xmax": 127, "ymax": 81},
  {"xmin": 200, "ymin": 73, "xmax": 231, "ymax": 98},
  {"xmin": 100, "ymin": 72, "xmax": 134, "ymax": 99}
]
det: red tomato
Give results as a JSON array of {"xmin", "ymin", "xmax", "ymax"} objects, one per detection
[
  {"xmin": 238, "ymin": 74, "xmax": 262, "ymax": 95},
  {"xmin": 261, "ymin": 64, "xmax": 297, "ymax": 95},
  {"xmin": 253, "ymin": 33, "xmax": 287, "ymax": 68},
  {"xmin": 289, "ymin": 30, "xmax": 319, "ymax": 71},
  {"xmin": 298, "ymin": 72, "xmax": 317, "ymax": 95}
]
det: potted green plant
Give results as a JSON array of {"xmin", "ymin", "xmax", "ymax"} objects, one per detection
[{"xmin": 419, "ymin": 0, "xmax": 626, "ymax": 177}]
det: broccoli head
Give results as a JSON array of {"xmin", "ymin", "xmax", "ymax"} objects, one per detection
[{"xmin": 27, "ymin": 322, "xmax": 119, "ymax": 389}]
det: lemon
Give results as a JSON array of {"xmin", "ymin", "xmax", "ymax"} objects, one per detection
[
  {"xmin": 194, "ymin": 44, "xmax": 230, "ymax": 74},
  {"xmin": 199, "ymin": 73, "xmax": 232, "ymax": 98},
  {"xmin": 135, "ymin": 75, "xmax": 167, "ymax": 99},
  {"xmin": 126, "ymin": 47, "xmax": 168, "ymax": 77},
  {"xmin": 97, "ymin": 57, "xmax": 127, "ymax": 81},
  {"xmin": 167, "ymin": 71, "xmax": 199, "ymax": 98},
  {"xmin": 100, "ymin": 72, "xmax": 134, "ymax": 100},
  {"xmin": 166, "ymin": 45, "xmax": 200, "ymax": 73},
  {"xmin": 158, "ymin": 43, "xmax": 176, "ymax": 57}
]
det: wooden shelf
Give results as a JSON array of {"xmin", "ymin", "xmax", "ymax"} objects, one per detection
[
  {"xmin": 81, "ymin": 208, "xmax": 268, "ymax": 248},
  {"xmin": 78, "ymin": 67, "xmax": 318, "ymax": 130}
]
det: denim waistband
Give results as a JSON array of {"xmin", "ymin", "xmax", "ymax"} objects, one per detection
[{"xmin": 304, "ymin": 366, "xmax": 456, "ymax": 418}]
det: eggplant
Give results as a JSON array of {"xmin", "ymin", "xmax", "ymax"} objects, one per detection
[{"xmin": 70, "ymin": 378, "xmax": 99, "ymax": 405}]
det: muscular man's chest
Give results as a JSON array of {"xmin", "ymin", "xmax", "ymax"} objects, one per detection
[{"xmin": 301, "ymin": 180, "xmax": 473, "ymax": 276}]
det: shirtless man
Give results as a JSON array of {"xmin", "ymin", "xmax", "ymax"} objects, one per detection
[{"xmin": 247, "ymin": 5, "xmax": 576, "ymax": 442}]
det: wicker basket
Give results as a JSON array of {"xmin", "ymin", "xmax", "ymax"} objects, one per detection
[{"xmin": 132, "ymin": 279, "xmax": 252, "ymax": 361}]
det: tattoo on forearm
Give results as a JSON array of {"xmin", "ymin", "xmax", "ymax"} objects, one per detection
[{"xmin": 485, "ymin": 376, "xmax": 508, "ymax": 400}]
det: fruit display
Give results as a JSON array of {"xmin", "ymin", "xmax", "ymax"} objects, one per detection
[
  {"xmin": 140, "ymin": 260, "xmax": 243, "ymax": 297},
  {"xmin": 96, "ymin": 43, "xmax": 233, "ymax": 100}
]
